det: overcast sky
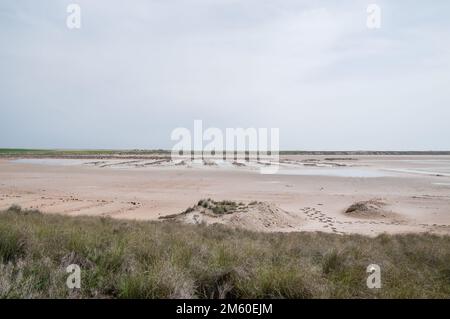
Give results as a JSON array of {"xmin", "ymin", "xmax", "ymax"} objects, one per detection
[{"xmin": 1, "ymin": 0, "xmax": 449, "ymax": 150}]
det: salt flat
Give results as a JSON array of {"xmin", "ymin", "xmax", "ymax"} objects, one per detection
[{"xmin": 1, "ymin": 155, "xmax": 449, "ymax": 236}]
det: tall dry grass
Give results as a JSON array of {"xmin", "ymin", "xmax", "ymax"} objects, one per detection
[{"xmin": 0, "ymin": 205, "xmax": 449, "ymax": 298}]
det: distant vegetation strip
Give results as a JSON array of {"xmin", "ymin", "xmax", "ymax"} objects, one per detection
[{"xmin": 1, "ymin": 148, "xmax": 450, "ymax": 157}]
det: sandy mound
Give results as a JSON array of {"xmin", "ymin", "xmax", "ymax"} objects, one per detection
[
  {"xmin": 344, "ymin": 199, "xmax": 393, "ymax": 219},
  {"xmin": 160, "ymin": 199, "xmax": 304, "ymax": 232}
]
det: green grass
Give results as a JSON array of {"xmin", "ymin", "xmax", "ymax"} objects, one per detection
[
  {"xmin": 0, "ymin": 149, "xmax": 169, "ymax": 157},
  {"xmin": 0, "ymin": 149, "xmax": 52, "ymax": 155},
  {"xmin": 196, "ymin": 199, "xmax": 243, "ymax": 215},
  {"xmin": 2, "ymin": 148, "xmax": 450, "ymax": 157},
  {"xmin": 0, "ymin": 206, "xmax": 449, "ymax": 298}
]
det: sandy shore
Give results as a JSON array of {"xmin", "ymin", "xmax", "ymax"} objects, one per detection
[{"xmin": 1, "ymin": 155, "xmax": 449, "ymax": 236}]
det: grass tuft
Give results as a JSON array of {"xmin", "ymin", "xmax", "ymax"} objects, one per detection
[{"xmin": 0, "ymin": 206, "xmax": 449, "ymax": 298}]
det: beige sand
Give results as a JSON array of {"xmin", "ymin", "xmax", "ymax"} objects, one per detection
[{"xmin": 1, "ymin": 155, "xmax": 449, "ymax": 236}]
